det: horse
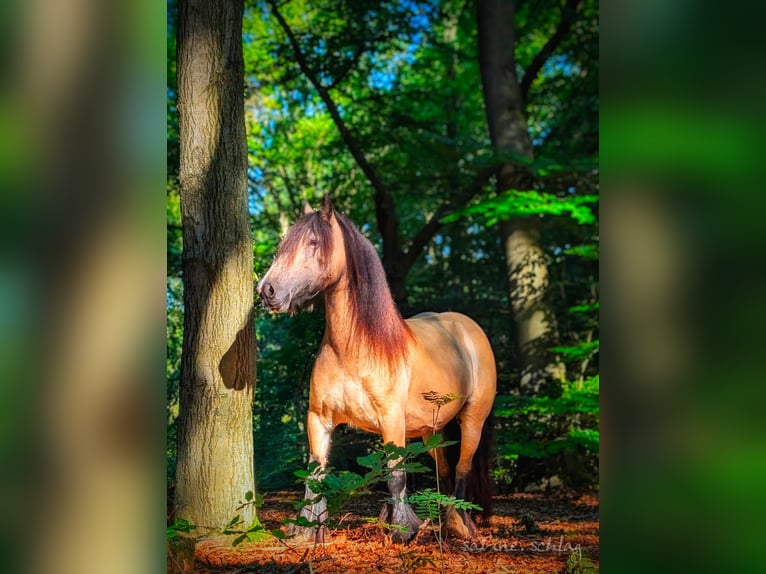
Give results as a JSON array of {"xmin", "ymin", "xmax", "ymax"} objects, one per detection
[{"xmin": 257, "ymin": 195, "xmax": 496, "ymax": 543}]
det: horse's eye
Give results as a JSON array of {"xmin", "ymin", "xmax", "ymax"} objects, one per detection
[{"xmin": 308, "ymin": 238, "xmax": 318, "ymax": 249}]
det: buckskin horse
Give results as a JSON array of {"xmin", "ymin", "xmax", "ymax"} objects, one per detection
[{"xmin": 258, "ymin": 196, "xmax": 496, "ymax": 542}]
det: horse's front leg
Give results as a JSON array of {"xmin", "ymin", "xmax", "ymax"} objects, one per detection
[
  {"xmin": 378, "ymin": 420, "xmax": 423, "ymax": 543},
  {"xmin": 290, "ymin": 411, "xmax": 333, "ymax": 543}
]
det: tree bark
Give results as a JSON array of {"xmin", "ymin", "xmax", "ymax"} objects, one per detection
[
  {"xmin": 175, "ymin": 0, "xmax": 256, "ymax": 529},
  {"xmin": 477, "ymin": 0, "xmax": 564, "ymax": 395}
]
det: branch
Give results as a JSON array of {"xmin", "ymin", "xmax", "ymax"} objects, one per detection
[
  {"xmin": 326, "ymin": 38, "xmax": 368, "ymax": 91},
  {"xmin": 267, "ymin": 0, "xmax": 402, "ymax": 263},
  {"xmin": 520, "ymin": 0, "xmax": 582, "ymax": 104},
  {"xmin": 401, "ymin": 165, "xmax": 496, "ymax": 271}
]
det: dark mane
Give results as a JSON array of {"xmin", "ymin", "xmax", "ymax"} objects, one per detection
[{"xmin": 334, "ymin": 213, "xmax": 411, "ymax": 363}]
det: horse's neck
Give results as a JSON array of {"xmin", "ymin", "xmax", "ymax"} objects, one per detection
[
  {"xmin": 322, "ymin": 279, "xmax": 405, "ymax": 363},
  {"xmin": 322, "ymin": 282, "xmax": 358, "ymax": 354}
]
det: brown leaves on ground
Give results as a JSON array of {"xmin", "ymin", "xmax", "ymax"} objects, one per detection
[{"xmin": 184, "ymin": 490, "xmax": 599, "ymax": 573}]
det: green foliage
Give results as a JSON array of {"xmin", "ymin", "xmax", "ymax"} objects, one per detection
[
  {"xmin": 362, "ymin": 516, "xmax": 408, "ymax": 534},
  {"xmin": 560, "ymin": 550, "xmax": 598, "ymax": 574},
  {"xmin": 293, "ymin": 435, "xmax": 469, "ymax": 523},
  {"xmin": 551, "ymin": 340, "xmax": 600, "ymax": 362},
  {"xmin": 166, "ymin": 517, "xmax": 194, "ymax": 541},
  {"xmin": 214, "ymin": 491, "xmax": 285, "ymax": 546},
  {"xmin": 297, "ymin": 461, "xmax": 368, "ymax": 516},
  {"xmin": 222, "ymin": 515, "xmax": 275, "ymax": 547},
  {"xmin": 443, "ymin": 189, "xmax": 598, "ymax": 227},
  {"xmin": 282, "ymin": 514, "xmax": 322, "ymax": 531},
  {"xmin": 495, "ymin": 375, "xmax": 599, "ymax": 459},
  {"xmin": 563, "ymin": 244, "xmax": 599, "ymax": 260},
  {"xmin": 405, "ymin": 488, "xmax": 482, "ymax": 521},
  {"xmin": 168, "ymin": 490, "xmax": 277, "ymax": 546},
  {"xmin": 568, "ymin": 302, "xmax": 599, "ymax": 314}
]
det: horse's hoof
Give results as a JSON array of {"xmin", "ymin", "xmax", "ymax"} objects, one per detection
[
  {"xmin": 390, "ymin": 527, "xmax": 416, "ymax": 544},
  {"xmin": 379, "ymin": 520, "xmax": 419, "ymax": 543},
  {"xmin": 379, "ymin": 502, "xmax": 423, "ymax": 543},
  {"xmin": 444, "ymin": 507, "xmax": 478, "ymax": 539},
  {"xmin": 286, "ymin": 523, "xmax": 329, "ymax": 544}
]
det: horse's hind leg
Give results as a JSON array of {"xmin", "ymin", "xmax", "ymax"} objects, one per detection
[
  {"xmin": 423, "ymin": 430, "xmax": 453, "ymax": 493},
  {"xmin": 444, "ymin": 415, "xmax": 483, "ymax": 538}
]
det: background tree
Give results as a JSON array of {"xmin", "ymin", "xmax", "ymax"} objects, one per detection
[
  {"xmin": 173, "ymin": 0, "xmax": 258, "ymax": 529},
  {"xmin": 477, "ymin": 0, "xmax": 580, "ymax": 396},
  {"xmin": 473, "ymin": 0, "xmax": 597, "ymax": 485}
]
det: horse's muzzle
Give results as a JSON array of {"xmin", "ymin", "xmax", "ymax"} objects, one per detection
[{"xmin": 257, "ymin": 280, "xmax": 280, "ymax": 311}]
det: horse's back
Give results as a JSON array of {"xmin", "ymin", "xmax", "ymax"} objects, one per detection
[{"xmin": 404, "ymin": 312, "xmax": 496, "ymax": 436}]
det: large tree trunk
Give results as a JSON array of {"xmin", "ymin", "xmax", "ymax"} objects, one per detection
[
  {"xmin": 175, "ymin": 0, "xmax": 256, "ymax": 528},
  {"xmin": 477, "ymin": 0, "xmax": 564, "ymax": 395}
]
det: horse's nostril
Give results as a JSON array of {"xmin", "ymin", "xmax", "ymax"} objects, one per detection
[{"xmin": 263, "ymin": 282, "xmax": 275, "ymax": 298}]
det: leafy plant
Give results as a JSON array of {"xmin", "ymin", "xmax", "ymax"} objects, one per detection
[
  {"xmin": 296, "ymin": 461, "xmax": 368, "ymax": 516},
  {"xmin": 294, "ymin": 433, "xmax": 457, "ymax": 523},
  {"xmin": 222, "ymin": 514, "xmax": 275, "ymax": 547},
  {"xmin": 166, "ymin": 517, "xmax": 195, "ymax": 541},
  {"xmin": 288, "ymin": 431, "xmax": 485, "ymax": 541},
  {"xmin": 560, "ymin": 550, "xmax": 598, "ymax": 574},
  {"xmin": 406, "ymin": 488, "xmax": 482, "ymax": 522},
  {"xmin": 168, "ymin": 491, "xmax": 279, "ymax": 547}
]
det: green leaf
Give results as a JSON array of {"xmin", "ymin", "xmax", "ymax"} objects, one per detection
[
  {"xmin": 564, "ymin": 244, "xmax": 599, "ymax": 259},
  {"xmin": 568, "ymin": 302, "xmax": 599, "ymax": 314},
  {"xmin": 227, "ymin": 514, "xmax": 241, "ymax": 529},
  {"xmin": 550, "ymin": 340, "xmax": 600, "ymax": 361},
  {"xmin": 356, "ymin": 451, "xmax": 384, "ymax": 469},
  {"xmin": 285, "ymin": 515, "xmax": 321, "ymax": 529},
  {"xmin": 166, "ymin": 517, "xmax": 195, "ymax": 540},
  {"xmin": 424, "ymin": 433, "xmax": 444, "ymax": 449}
]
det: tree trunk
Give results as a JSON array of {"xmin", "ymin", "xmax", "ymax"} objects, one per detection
[
  {"xmin": 175, "ymin": 0, "xmax": 256, "ymax": 529},
  {"xmin": 477, "ymin": 0, "xmax": 564, "ymax": 395}
]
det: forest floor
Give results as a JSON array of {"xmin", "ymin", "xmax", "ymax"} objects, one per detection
[{"xmin": 182, "ymin": 488, "xmax": 599, "ymax": 573}]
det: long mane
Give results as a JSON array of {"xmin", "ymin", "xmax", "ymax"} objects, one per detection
[{"xmin": 333, "ymin": 213, "xmax": 412, "ymax": 364}]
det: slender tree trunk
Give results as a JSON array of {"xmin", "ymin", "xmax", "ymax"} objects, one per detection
[
  {"xmin": 175, "ymin": 0, "xmax": 256, "ymax": 529},
  {"xmin": 477, "ymin": 0, "xmax": 564, "ymax": 395}
]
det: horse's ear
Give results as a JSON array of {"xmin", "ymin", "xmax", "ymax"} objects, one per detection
[
  {"xmin": 302, "ymin": 200, "xmax": 313, "ymax": 216},
  {"xmin": 320, "ymin": 195, "xmax": 334, "ymax": 222}
]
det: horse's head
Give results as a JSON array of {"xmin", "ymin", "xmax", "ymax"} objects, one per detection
[{"xmin": 258, "ymin": 195, "xmax": 343, "ymax": 314}]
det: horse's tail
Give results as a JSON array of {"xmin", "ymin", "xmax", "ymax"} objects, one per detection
[{"xmin": 444, "ymin": 413, "xmax": 495, "ymax": 522}]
